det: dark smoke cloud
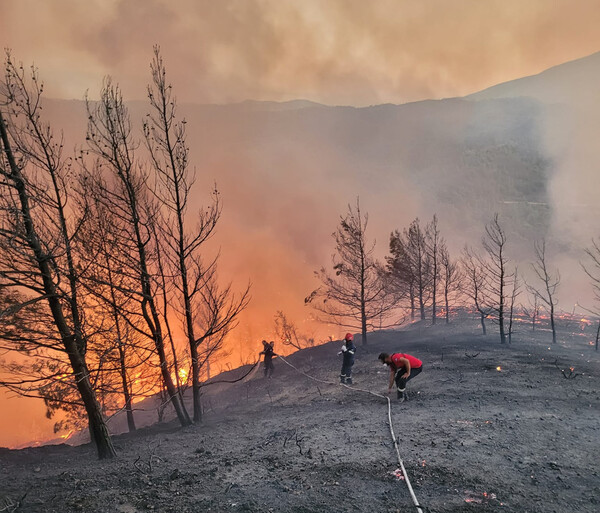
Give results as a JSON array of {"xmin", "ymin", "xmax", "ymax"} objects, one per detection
[{"xmin": 3, "ymin": 0, "xmax": 600, "ymax": 104}]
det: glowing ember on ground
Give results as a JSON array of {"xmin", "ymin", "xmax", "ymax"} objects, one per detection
[
  {"xmin": 496, "ymin": 366, "xmax": 502, "ymax": 371},
  {"xmin": 464, "ymin": 491, "xmax": 497, "ymax": 504}
]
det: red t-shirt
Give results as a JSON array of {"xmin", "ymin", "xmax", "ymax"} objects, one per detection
[{"xmin": 390, "ymin": 353, "xmax": 422, "ymax": 370}]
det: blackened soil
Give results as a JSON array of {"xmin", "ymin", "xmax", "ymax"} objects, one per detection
[{"xmin": 1, "ymin": 317, "xmax": 599, "ymax": 513}]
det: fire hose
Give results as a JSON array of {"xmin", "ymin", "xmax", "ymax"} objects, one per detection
[{"xmin": 277, "ymin": 355, "xmax": 424, "ymax": 513}]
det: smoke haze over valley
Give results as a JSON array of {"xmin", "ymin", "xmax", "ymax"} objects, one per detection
[{"xmin": 34, "ymin": 51, "xmax": 600, "ymax": 344}]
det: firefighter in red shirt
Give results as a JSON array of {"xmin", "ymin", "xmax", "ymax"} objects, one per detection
[{"xmin": 378, "ymin": 352, "xmax": 423, "ymax": 402}]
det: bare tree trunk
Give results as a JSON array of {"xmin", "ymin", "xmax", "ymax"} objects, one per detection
[
  {"xmin": 507, "ymin": 267, "xmax": 520, "ymax": 345},
  {"xmin": 427, "ymin": 215, "xmax": 441, "ymax": 325},
  {"xmin": 480, "ymin": 313, "xmax": 487, "ymax": 335}
]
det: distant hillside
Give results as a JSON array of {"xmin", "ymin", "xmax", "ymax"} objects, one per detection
[
  {"xmin": 44, "ymin": 94, "xmax": 551, "ymax": 251},
  {"xmin": 467, "ymin": 51, "xmax": 600, "ymax": 105}
]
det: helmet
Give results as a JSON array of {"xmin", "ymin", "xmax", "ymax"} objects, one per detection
[{"xmin": 345, "ymin": 333, "xmax": 353, "ymax": 341}]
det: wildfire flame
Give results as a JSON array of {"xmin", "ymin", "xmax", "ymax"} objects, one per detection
[
  {"xmin": 60, "ymin": 430, "xmax": 74, "ymax": 440},
  {"xmin": 496, "ymin": 366, "xmax": 502, "ymax": 371}
]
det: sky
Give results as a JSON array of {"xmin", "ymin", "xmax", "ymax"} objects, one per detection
[
  {"xmin": 2, "ymin": 0, "xmax": 600, "ymax": 448},
  {"xmin": 2, "ymin": 0, "xmax": 600, "ymax": 106}
]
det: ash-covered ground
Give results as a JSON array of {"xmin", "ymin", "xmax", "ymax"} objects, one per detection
[{"xmin": 1, "ymin": 316, "xmax": 599, "ymax": 513}]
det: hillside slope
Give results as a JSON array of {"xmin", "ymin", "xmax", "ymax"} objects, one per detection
[{"xmin": 1, "ymin": 318, "xmax": 599, "ymax": 512}]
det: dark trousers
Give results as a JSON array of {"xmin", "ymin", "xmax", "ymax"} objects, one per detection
[
  {"xmin": 264, "ymin": 359, "xmax": 274, "ymax": 377},
  {"xmin": 394, "ymin": 365, "xmax": 423, "ymax": 391},
  {"xmin": 340, "ymin": 363, "xmax": 353, "ymax": 380}
]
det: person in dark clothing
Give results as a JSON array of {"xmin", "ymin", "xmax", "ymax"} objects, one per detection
[
  {"xmin": 259, "ymin": 340, "xmax": 276, "ymax": 378},
  {"xmin": 337, "ymin": 333, "xmax": 356, "ymax": 384},
  {"xmin": 378, "ymin": 352, "xmax": 423, "ymax": 402}
]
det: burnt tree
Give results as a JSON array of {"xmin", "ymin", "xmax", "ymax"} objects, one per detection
[
  {"xmin": 426, "ymin": 215, "xmax": 442, "ymax": 325},
  {"xmin": 307, "ymin": 199, "xmax": 398, "ymax": 345},
  {"xmin": 481, "ymin": 214, "xmax": 512, "ymax": 344},
  {"xmin": 507, "ymin": 266, "xmax": 521, "ymax": 344},
  {"xmin": 387, "ymin": 229, "xmax": 415, "ymax": 319},
  {"xmin": 0, "ymin": 55, "xmax": 116, "ymax": 458},
  {"xmin": 461, "ymin": 245, "xmax": 491, "ymax": 335},
  {"xmin": 439, "ymin": 242, "xmax": 462, "ymax": 324},
  {"xmin": 85, "ymin": 78, "xmax": 191, "ymax": 427},
  {"xmin": 274, "ymin": 311, "xmax": 315, "ymax": 351},
  {"xmin": 527, "ymin": 239, "xmax": 560, "ymax": 344},
  {"xmin": 405, "ymin": 218, "xmax": 431, "ymax": 321}
]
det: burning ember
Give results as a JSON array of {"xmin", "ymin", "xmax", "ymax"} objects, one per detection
[
  {"xmin": 464, "ymin": 490, "xmax": 498, "ymax": 504},
  {"xmin": 60, "ymin": 430, "xmax": 74, "ymax": 440},
  {"xmin": 496, "ymin": 366, "xmax": 502, "ymax": 371}
]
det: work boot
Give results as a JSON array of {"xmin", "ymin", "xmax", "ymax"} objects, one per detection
[
  {"xmin": 346, "ymin": 377, "xmax": 353, "ymax": 385},
  {"xmin": 397, "ymin": 390, "xmax": 405, "ymax": 402},
  {"xmin": 340, "ymin": 375, "xmax": 346, "ymax": 384}
]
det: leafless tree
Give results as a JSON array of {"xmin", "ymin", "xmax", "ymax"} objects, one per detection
[
  {"xmin": 527, "ymin": 239, "xmax": 560, "ymax": 344},
  {"xmin": 151, "ymin": 219, "xmax": 188, "ymax": 414},
  {"xmin": 76, "ymin": 194, "xmax": 162, "ymax": 433},
  {"xmin": 274, "ymin": 311, "xmax": 315, "ymax": 351},
  {"xmin": 439, "ymin": 242, "xmax": 463, "ymax": 324},
  {"xmin": 427, "ymin": 215, "xmax": 442, "ymax": 324},
  {"xmin": 461, "ymin": 245, "xmax": 492, "ymax": 335},
  {"xmin": 85, "ymin": 77, "xmax": 191, "ymax": 427},
  {"xmin": 306, "ymin": 198, "xmax": 399, "ymax": 345},
  {"xmin": 0, "ymin": 53, "xmax": 116, "ymax": 458},
  {"xmin": 581, "ymin": 238, "xmax": 600, "ymax": 352},
  {"xmin": 192, "ymin": 262, "xmax": 251, "ymax": 414},
  {"xmin": 507, "ymin": 266, "xmax": 521, "ymax": 344},
  {"xmin": 405, "ymin": 218, "xmax": 431, "ymax": 321},
  {"xmin": 481, "ymin": 214, "xmax": 512, "ymax": 344},
  {"xmin": 143, "ymin": 48, "xmax": 249, "ymax": 422},
  {"xmin": 522, "ymin": 293, "xmax": 541, "ymax": 331}
]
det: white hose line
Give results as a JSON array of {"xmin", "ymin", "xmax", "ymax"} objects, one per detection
[
  {"xmin": 277, "ymin": 355, "xmax": 424, "ymax": 513},
  {"xmin": 244, "ymin": 360, "xmax": 263, "ymax": 382}
]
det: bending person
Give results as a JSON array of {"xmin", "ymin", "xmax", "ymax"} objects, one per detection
[{"xmin": 378, "ymin": 352, "xmax": 423, "ymax": 402}]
